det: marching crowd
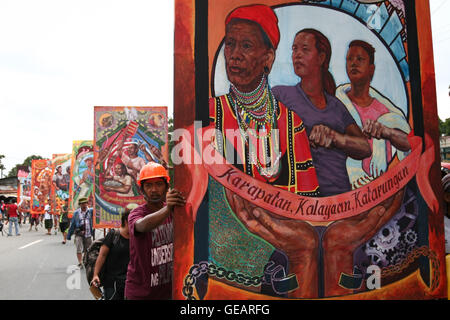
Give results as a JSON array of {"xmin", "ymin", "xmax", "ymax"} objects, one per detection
[
  {"xmin": 0, "ymin": 162, "xmax": 185, "ymax": 300},
  {"xmin": 0, "ymin": 198, "xmax": 72, "ymax": 240}
]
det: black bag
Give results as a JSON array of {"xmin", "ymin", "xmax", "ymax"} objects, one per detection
[
  {"xmin": 74, "ymin": 226, "xmax": 85, "ymax": 237},
  {"xmin": 84, "ymin": 229, "xmax": 120, "ymax": 287}
]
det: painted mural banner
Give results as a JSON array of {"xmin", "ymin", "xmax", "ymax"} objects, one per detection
[
  {"xmin": 173, "ymin": 0, "xmax": 447, "ymax": 299},
  {"xmin": 50, "ymin": 153, "xmax": 72, "ymax": 215},
  {"xmin": 17, "ymin": 165, "xmax": 31, "ymax": 215},
  {"xmin": 30, "ymin": 159, "xmax": 52, "ymax": 214},
  {"xmin": 93, "ymin": 106, "xmax": 169, "ymax": 229},
  {"xmin": 69, "ymin": 140, "xmax": 94, "ymax": 218}
]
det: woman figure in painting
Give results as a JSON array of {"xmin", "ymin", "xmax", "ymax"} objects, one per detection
[
  {"xmin": 272, "ymin": 29, "xmax": 371, "ymax": 197},
  {"xmin": 103, "ymin": 163, "xmax": 135, "ymax": 197},
  {"xmin": 336, "ymin": 40, "xmax": 411, "ymax": 188},
  {"xmin": 190, "ymin": 4, "xmax": 321, "ymax": 299}
]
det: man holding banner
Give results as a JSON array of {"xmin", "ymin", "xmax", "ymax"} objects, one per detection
[{"xmin": 125, "ymin": 162, "xmax": 185, "ymax": 300}]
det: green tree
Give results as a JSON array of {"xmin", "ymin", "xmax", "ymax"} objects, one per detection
[
  {"xmin": 446, "ymin": 118, "xmax": 450, "ymax": 136},
  {"xmin": 7, "ymin": 155, "xmax": 44, "ymax": 178},
  {"xmin": 439, "ymin": 117, "xmax": 450, "ymax": 136}
]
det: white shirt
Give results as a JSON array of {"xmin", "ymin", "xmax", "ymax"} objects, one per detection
[{"xmin": 44, "ymin": 204, "xmax": 52, "ymax": 219}]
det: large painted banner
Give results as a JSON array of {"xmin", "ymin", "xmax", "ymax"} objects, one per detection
[
  {"xmin": 30, "ymin": 159, "xmax": 52, "ymax": 214},
  {"xmin": 17, "ymin": 165, "xmax": 31, "ymax": 214},
  {"xmin": 173, "ymin": 0, "xmax": 447, "ymax": 299},
  {"xmin": 69, "ymin": 140, "xmax": 94, "ymax": 218},
  {"xmin": 50, "ymin": 153, "xmax": 72, "ymax": 215},
  {"xmin": 93, "ymin": 106, "xmax": 169, "ymax": 229}
]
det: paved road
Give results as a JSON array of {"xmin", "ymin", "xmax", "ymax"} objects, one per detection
[{"xmin": 0, "ymin": 221, "xmax": 104, "ymax": 300}]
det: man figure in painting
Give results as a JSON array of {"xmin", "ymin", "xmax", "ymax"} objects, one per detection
[
  {"xmin": 117, "ymin": 140, "xmax": 146, "ymax": 181},
  {"xmin": 184, "ymin": 4, "xmax": 322, "ymax": 299},
  {"xmin": 116, "ymin": 136, "xmax": 168, "ymax": 181},
  {"xmin": 335, "ymin": 40, "xmax": 411, "ymax": 188}
]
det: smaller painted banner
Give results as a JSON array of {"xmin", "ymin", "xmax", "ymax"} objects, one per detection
[
  {"xmin": 93, "ymin": 106, "xmax": 169, "ymax": 228},
  {"xmin": 17, "ymin": 166, "xmax": 31, "ymax": 214},
  {"xmin": 69, "ymin": 141, "xmax": 94, "ymax": 218},
  {"xmin": 30, "ymin": 159, "xmax": 52, "ymax": 214},
  {"xmin": 50, "ymin": 153, "xmax": 72, "ymax": 215}
]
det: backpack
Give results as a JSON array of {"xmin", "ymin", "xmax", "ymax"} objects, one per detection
[{"xmin": 83, "ymin": 229, "xmax": 120, "ymax": 287}]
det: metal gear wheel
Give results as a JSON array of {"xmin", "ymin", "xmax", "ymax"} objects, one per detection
[
  {"xmin": 404, "ymin": 229, "xmax": 418, "ymax": 246},
  {"xmin": 373, "ymin": 222, "xmax": 401, "ymax": 252},
  {"xmin": 390, "ymin": 251, "xmax": 407, "ymax": 265},
  {"xmin": 364, "ymin": 246, "xmax": 388, "ymax": 267}
]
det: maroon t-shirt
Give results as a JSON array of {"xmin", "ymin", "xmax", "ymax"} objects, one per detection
[{"xmin": 125, "ymin": 203, "xmax": 173, "ymax": 300}]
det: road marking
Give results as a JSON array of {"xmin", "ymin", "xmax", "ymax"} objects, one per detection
[{"xmin": 18, "ymin": 240, "xmax": 43, "ymax": 250}]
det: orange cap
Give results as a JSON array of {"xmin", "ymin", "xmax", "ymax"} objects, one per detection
[{"xmin": 137, "ymin": 162, "xmax": 170, "ymax": 186}]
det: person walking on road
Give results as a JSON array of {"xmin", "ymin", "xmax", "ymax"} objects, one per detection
[
  {"xmin": 43, "ymin": 204, "xmax": 53, "ymax": 235},
  {"xmin": 53, "ymin": 210, "xmax": 59, "ymax": 235},
  {"xmin": 29, "ymin": 212, "xmax": 39, "ymax": 231},
  {"xmin": 18, "ymin": 200, "xmax": 30, "ymax": 225},
  {"xmin": 0, "ymin": 200, "xmax": 5, "ymax": 221},
  {"xmin": 91, "ymin": 206, "xmax": 133, "ymax": 300},
  {"xmin": 125, "ymin": 162, "xmax": 185, "ymax": 300},
  {"xmin": 59, "ymin": 199, "xmax": 71, "ymax": 244},
  {"xmin": 67, "ymin": 197, "xmax": 94, "ymax": 268},
  {"xmin": 6, "ymin": 200, "xmax": 20, "ymax": 236}
]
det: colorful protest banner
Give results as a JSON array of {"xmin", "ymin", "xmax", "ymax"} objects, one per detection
[
  {"xmin": 30, "ymin": 159, "xmax": 52, "ymax": 214},
  {"xmin": 93, "ymin": 106, "xmax": 169, "ymax": 228},
  {"xmin": 50, "ymin": 153, "xmax": 72, "ymax": 216},
  {"xmin": 173, "ymin": 0, "xmax": 447, "ymax": 299},
  {"xmin": 17, "ymin": 165, "xmax": 31, "ymax": 215},
  {"xmin": 68, "ymin": 141, "xmax": 94, "ymax": 218}
]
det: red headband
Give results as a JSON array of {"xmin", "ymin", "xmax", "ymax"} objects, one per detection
[{"xmin": 225, "ymin": 4, "xmax": 280, "ymax": 49}]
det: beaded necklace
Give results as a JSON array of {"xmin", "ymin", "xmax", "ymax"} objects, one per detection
[
  {"xmin": 229, "ymin": 75, "xmax": 276, "ymax": 139},
  {"xmin": 228, "ymin": 74, "xmax": 281, "ymax": 180}
]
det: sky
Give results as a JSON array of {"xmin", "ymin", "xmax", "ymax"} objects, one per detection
[{"xmin": 0, "ymin": 0, "xmax": 449, "ymax": 176}]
